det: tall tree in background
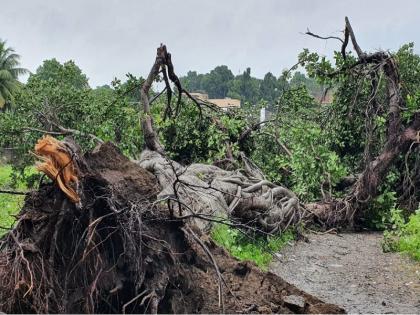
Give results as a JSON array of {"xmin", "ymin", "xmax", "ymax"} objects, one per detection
[
  {"xmin": 259, "ymin": 72, "xmax": 279, "ymax": 104},
  {"xmin": 180, "ymin": 70, "xmax": 204, "ymax": 92},
  {"xmin": 0, "ymin": 40, "xmax": 27, "ymax": 109},
  {"xmin": 290, "ymin": 71, "xmax": 324, "ymax": 99},
  {"xmin": 228, "ymin": 67, "xmax": 260, "ymax": 104},
  {"xmin": 201, "ymin": 65, "xmax": 234, "ymax": 98},
  {"xmin": 31, "ymin": 58, "xmax": 89, "ymax": 89}
]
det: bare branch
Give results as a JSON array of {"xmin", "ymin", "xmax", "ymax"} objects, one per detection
[
  {"xmin": 140, "ymin": 45, "xmax": 166, "ymax": 153},
  {"xmin": 344, "ymin": 16, "xmax": 364, "ymax": 59},
  {"xmin": 0, "ymin": 190, "xmax": 29, "ymax": 196},
  {"xmin": 305, "ymin": 28, "xmax": 344, "ymax": 43}
]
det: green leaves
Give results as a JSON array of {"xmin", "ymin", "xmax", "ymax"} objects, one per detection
[
  {"xmin": 250, "ymin": 85, "xmax": 348, "ymax": 201},
  {"xmin": 0, "ymin": 39, "xmax": 27, "ymax": 109},
  {"xmin": 0, "ymin": 60, "xmax": 145, "ymax": 175},
  {"xmin": 383, "ymin": 206, "xmax": 420, "ymax": 261},
  {"xmin": 156, "ymin": 99, "xmax": 246, "ymax": 164},
  {"xmin": 30, "ymin": 59, "xmax": 89, "ymax": 89}
]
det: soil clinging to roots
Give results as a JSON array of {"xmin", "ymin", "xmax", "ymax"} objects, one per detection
[{"xmin": 0, "ymin": 141, "xmax": 344, "ymax": 314}]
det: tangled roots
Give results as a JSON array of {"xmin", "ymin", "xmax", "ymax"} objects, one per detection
[{"xmin": 138, "ymin": 150, "xmax": 307, "ymax": 234}]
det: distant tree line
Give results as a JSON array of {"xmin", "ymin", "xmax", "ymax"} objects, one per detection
[{"xmin": 180, "ymin": 65, "xmax": 325, "ymax": 106}]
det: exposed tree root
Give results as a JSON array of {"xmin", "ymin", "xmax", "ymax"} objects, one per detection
[
  {"xmin": 138, "ymin": 150, "xmax": 307, "ymax": 234},
  {"xmin": 0, "ymin": 141, "xmax": 343, "ymax": 314}
]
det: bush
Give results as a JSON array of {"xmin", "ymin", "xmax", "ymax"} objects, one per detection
[
  {"xmin": 383, "ymin": 205, "xmax": 420, "ymax": 261},
  {"xmin": 397, "ymin": 210, "xmax": 420, "ymax": 260}
]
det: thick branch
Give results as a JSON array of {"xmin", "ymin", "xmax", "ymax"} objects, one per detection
[
  {"xmin": 344, "ymin": 17, "xmax": 364, "ymax": 59},
  {"xmin": 140, "ymin": 45, "xmax": 166, "ymax": 153}
]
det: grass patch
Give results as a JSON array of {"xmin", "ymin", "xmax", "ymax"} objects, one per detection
[
  {"xmin": 0, "ymin": 165, "xmax": 35, "ymax": 235},
  {"xmin": 396, "ymin": 210, "xmax": 420, "ymax": 261},
  {"xmin": 383, "ymin": 207, "xmax": 420, "ymax": 261},
  {"xmin": 211, "ymin": 223, "xmax": 294, "ymax": 270}
]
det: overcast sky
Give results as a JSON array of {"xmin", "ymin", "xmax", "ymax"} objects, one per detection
[{"xmin": 2, "ymin": 0, "xmax": 419, "ymax": 87}]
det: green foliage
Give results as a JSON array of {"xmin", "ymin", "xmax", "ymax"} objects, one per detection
[
  {"xmin": 297, "ymin": 42, "xmax": 420, "ymax": 228},
  {"xmin": 259, "ymin": 72, "xmax": 279, "ymax": 104},
  {"xmin": 157, "ymin": 99, "xmax": 246, "ymax": 164},
  {"xmin": 180, "ymin": 65, "xmax": 323, "ymax": 106},
  {"xmin": 172, "ymin": 73, "xmax": 348, "ymax": 201},
  {"xmin": 211, "ymin": 223, "xmax": 294, "ymax": 270},
  {"xmin": 31, "ymin": 58, "xmax": 89, "ymax": 89},
  {"xmin": 202, "ymin": 65, "xmax": 234, "ymax": 99},
  {"xmin": 299, "ymin": 43, "xmax": 420, "ymax": 172},
  {"xmin": 398, "ymin": 210, "xmax": 420, "ymax": 260},
  {"xmin": 0, "ymin": 59, "xmax": 145, "ymax": 177},
  {"xmin": 2, "ymin": 39, "xmax": 420, "ymax": 235},
  {"xmin": 227, "ymin": 67, "xmax": 261, "ymax": 105},
  {"xmin": 0, "ymin": 165, "xmax": 33, "ymax": 235},
  {"xmin": 251, "ymin": 86, "xmax": 348, "ymax": 200},
  {"xmin": 383, "ymin": 206, "xmax": 420, "ymax": 261},
  {"xmin": 367, "ymin": 191, "xmax": 400, "ymax": 230},
  {"xmin": 396, "ymin": 43, "xmax": 420, "ymax": 99},
  {"xmin": 0, "ymin": 39, "xmax": 27, "ymax": 109}
]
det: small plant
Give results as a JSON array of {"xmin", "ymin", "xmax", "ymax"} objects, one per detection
[
  {"xmin": 367, "ymin": 190, "xmax": 399, "ymax": 230},
  {"xmin": 211, "ymin": 223, "xmax": 294, "ymax": 270},
  {"xmin": 382, "ymin": 206, "xmax": 405, "ymax": 252}
]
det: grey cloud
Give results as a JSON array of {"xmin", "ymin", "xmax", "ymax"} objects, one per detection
[{"xmin": 1, "ymin": 0, "xmax": 419, "ymax": 86}]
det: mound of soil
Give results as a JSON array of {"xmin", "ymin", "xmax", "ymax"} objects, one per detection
[{"xmin": 0, "ymin": 142, "xmax": 344, "ymax": 313}]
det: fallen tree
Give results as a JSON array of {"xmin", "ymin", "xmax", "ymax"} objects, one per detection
[
  {"xmin": 137, "ymin": 44, "xmax": 309, "ymax": 235},
  {"xmin": 137, "ymin": 19, "xmax": 420, "ymax": 232},
  {"xmin": 1, "ymin": 17, "xmax": 418, "ymax": 314}
]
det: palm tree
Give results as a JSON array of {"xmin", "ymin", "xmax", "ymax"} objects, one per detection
[{"xmin": 0, "ymin": 39, "xmax": 27, "ymax": 109}]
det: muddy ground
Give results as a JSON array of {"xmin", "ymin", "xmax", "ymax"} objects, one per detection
[{"xmin": 270, "ymin": 232, "xmax": 420, "ymax": 314}]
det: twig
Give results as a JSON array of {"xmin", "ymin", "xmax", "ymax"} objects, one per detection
[
  {"xmin": 0, "ymin": 189, "xmax": 29, "ymax": 195},
  {"xmin": 305, "ymin": 29, "xmax": 344, "ymax": 43},
  {"xmin": 149, "ymin": 87, "xmax": 167, "ymax": 105},
  {"xmin": 183, "ymin": 226, "xmax": 225, "ymax": 313},
  {"xmin": 122, "ymin": 289, "xmax": 148, "ymax": 314}
]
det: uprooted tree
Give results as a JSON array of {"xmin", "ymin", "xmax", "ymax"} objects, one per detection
[
  {"xmin": 0, "ymin": 134, "xmax": 343, "ymax": 314},
  {"xmin": 0, "ymin": 31, "xmax": 349, "ymax": 315},
  {"xmin": 0, "ymin": 16, "xmax": 418, "ymax": 313}
]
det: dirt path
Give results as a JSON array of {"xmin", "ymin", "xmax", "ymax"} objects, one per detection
[{"xmin": 270, "ymin": 232, "xmax": 420, "ymax": 314}]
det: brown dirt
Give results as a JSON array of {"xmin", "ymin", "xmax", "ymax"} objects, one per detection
[
  {"xmin": 0, "ymin": 142, "xmax": 343, "ymax": 314},
  {"xmin": 270, "ymin": 232, "xmax": 420, "ymax": 313}
]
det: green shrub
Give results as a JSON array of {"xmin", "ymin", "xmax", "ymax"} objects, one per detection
[
  {"xmin": 398, "ymin": 210, "xmax": 420, "ymax": 260},
  {"xmin": 368, "ymin": 191, "xmax": 399, "ymax": 230},
  {"xmin": 383, "ymin": 205, "xmax": 420, "ymax": 261},
  {"xmin": 211, "ymin": 223, "xmax": 294, "ymax": 270}
]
